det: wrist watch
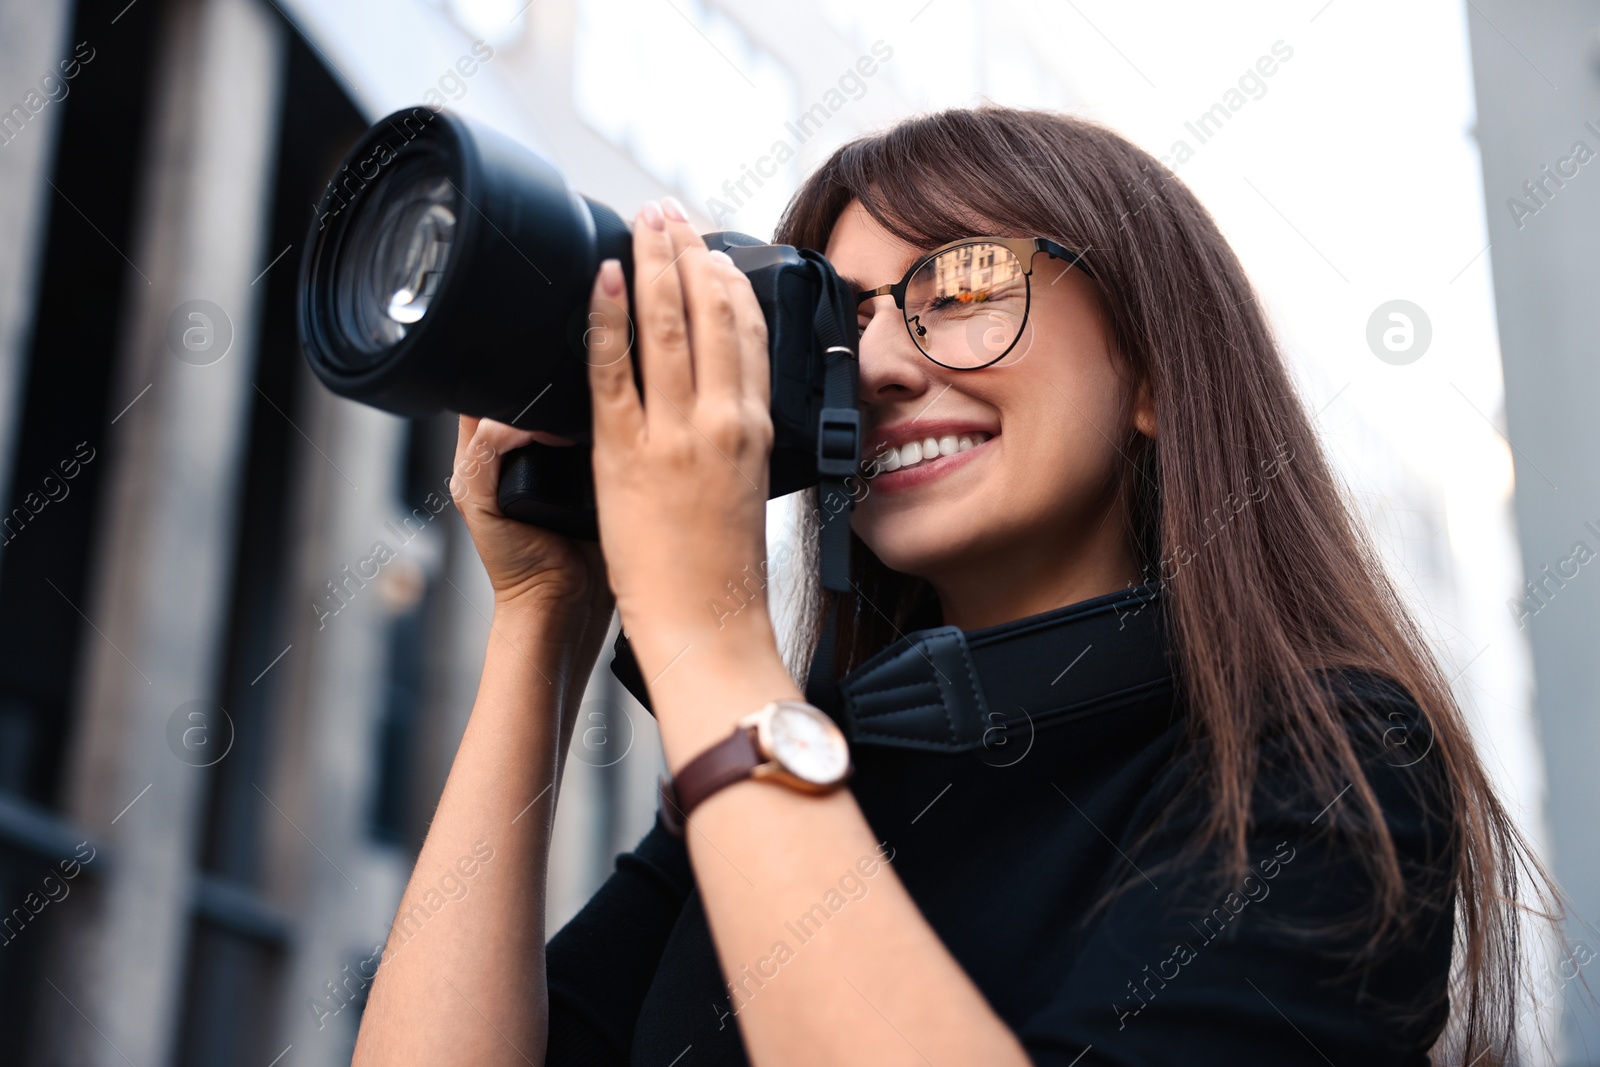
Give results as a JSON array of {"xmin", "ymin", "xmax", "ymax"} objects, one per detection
[{"xmin": 658, "ymin": 699, "xmax": 852, "ymax": 836}]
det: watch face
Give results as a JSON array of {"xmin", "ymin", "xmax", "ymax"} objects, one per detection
[{"xmin": 767, "ymin": 703, "xmax": 851, "ymax": 785}]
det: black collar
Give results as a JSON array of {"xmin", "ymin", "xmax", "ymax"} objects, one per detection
[
  {"xmin": 814, "ymin": 582, "xmax": 1175, "ymax": 752},
  {"xmin": 608, "ymin": 583, "xmax": 1175, "ymax": 754}
]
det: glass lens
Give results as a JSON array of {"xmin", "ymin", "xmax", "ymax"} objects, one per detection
[
  {"xmin": 903, "ymin": 242, "xmax": 1028, "ymax": 368},
  {"xmin": 332, "ymin": 154, "xmax": 457, "ymax": 362}
]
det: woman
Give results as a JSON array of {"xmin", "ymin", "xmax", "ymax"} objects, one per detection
[{"xmin": 352, "ymin": 107, "xmax": 1561, "ymax": 1065}]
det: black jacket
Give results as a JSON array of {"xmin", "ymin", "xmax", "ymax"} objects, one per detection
[{"xmin": 544, "ymin": 584, "xmax": 1454, "ymax": 1065}]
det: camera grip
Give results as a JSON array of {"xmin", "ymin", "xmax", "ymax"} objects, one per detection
[{"xmin": 496, "ymin": 441, "xmax": 599, "ymax": 540}]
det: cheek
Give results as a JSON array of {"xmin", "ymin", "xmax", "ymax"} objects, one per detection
[
  {"xmin": 1028, "ymin": 393, "xmax": 1129, "ymax": 511},
  {"xmin": 1008, "ymin": 305, "xmax": 1130, "ymax": 492},
  {"xmin": 990, "ymin": 384, "xmax": 1123, "ymax": 515},
  {"xmin": 852, "ymin": 358, "xmax": 1128, "ymax": 570}
]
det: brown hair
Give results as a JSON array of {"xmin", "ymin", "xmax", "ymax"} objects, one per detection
[{"xmin": 773, "ymin": 105, "xmax": 1570, "ymax": 1063}]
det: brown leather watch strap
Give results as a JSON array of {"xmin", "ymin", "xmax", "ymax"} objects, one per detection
[{"xmin": 657, "ymin": 726, "xmax": 764, "ymax": 837}]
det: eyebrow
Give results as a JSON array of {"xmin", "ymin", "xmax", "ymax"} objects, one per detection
[
  {"xmin": 841, "ymin": 256, "xmax": 918, "ymax": 295},
  {"xmin": 850, "ymin": 245, "xmax": 1075, "ymax": 294}
]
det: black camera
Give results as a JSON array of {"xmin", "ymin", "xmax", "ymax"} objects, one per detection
[{"xmin": 296, "ymin": 107, "xmax": 860, "ymax": 588}]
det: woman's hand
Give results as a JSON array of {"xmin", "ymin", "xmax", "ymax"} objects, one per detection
[
  {"xmin": 359, "ymin": 423, "xmax": 615, "ymax": 1067},
  {"xmin": 448, "ymin": 415, "xmax": 611, "ymax": 631},
  {"xmin": 584, "ymin": 197, "xmax": 793, "ymax": 746}
]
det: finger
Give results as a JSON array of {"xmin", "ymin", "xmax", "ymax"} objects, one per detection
[
  {"xmin": 630, "ymin": 199, "xmax": 695, "ymax": 420},
  {"xmin": 586, "ymin": 259, "xmax": 645, "ymax": 449},
  {"xmin": 660, "ymin": 199, "xmax": 742, "ymax": 405},
  {"xmin": 476, "ymin": 418, "xmax": 541, "ymax": 456},
  {"xmin": 452, "ymin": 417, "xmax": 540, "ymax": 518},
  {"xmin": 453, "ymin": 414, "xmax": 479, "ymax": 462},
  {"xmin": 449, "ymin": 414, "xmax": 482, "ymax": 499},
  {"xmin": 707, "ymin": 249, "xmax": 770, "ymax": 410}
]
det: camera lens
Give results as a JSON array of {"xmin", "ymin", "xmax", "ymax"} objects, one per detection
[
  {"xmin": 298, "ymin": 108, "xmax": 858, "ymax": 552},
  {"xmin": 299, "ymin": 108, "xmax": 627, "ymax": 436},
  {"xmin": 331, "ymin": 154, "xmax": 457, "ymax": 364}
]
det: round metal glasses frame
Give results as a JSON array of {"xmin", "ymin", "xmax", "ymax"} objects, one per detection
[{"xmin": 853, "ymin": 236, "xmax": 1096, "ymax": 371}]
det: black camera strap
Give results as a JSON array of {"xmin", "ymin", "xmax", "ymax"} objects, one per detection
[
  {"xmin": 801, "ymin": 249, "xmax": 861, "ymax": 595},
  {"xmin": 798, "ymin": 252, "xmax": 861, "ymax": 709}
]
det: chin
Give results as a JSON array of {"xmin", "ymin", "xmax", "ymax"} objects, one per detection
[{"xmin": 852, "ymin": 505, "xmax": 990, "ymax": 581}]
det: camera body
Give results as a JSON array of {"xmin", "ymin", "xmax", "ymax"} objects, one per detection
[
  {"xmin": 495, "ymin": 234, "xmax": 855, "ymax": 538},
  {"xmin": 297, "ymin": 107, "xmax": 859, "ymax": 546}
]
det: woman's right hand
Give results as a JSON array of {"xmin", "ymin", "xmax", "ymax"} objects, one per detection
[
  {"xmin": 355, "ymin": 418, "xmax": 613, "ymax": 1067},
  {"xmin": 448, "ymin": 414, "xmax": 612, "ymax": 629}
]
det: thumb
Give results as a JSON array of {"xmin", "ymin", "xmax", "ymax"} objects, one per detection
[{"xmin": 449, "ymin": 416, "xmax": 541, "ymax": 519}]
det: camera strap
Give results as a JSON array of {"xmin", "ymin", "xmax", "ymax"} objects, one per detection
[
  {"xmin": 828, "ymin": 582, "xmax": 1170, "ymax": 750},
  {"xmin": 801, "ymin": 248, "xmax": 861, "ymax": 596},
  {"xmin": 614, "ymin": 581, "xmax": 1173, "ymax": 755}
]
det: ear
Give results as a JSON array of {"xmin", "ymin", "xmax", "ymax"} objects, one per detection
[{"xmin": 1132, "ymin": 375, "xmax": 1157, "ymax": 439}]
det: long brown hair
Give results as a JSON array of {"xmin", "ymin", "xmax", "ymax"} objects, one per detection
[{"xmin": 773, "ymin": 105, "xmax": 1569, "ymax": 1064}]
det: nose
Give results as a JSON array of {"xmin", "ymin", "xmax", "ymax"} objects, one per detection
[{"xmin": 857, "ymin": 296, "xmax": 937, "ymax": 405}]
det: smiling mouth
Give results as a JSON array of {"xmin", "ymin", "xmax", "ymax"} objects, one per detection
[{"xmin": 865, "ymin": 431, "xmax": 994, "ymax": 478}]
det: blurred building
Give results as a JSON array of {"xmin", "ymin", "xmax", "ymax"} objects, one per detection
[
  {"xmin": 0, "ymin": 0, "xmax": 1593, "ymax": 1065},
  {"xmin": 0, "ymin": 1, "xmax": 662, "ymax": 1064},
  {"xmin": 1465, "ymin": 1, "xmax": 1600, "ymax": 1060}
]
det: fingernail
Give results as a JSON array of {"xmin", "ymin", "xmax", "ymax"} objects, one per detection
[
  {"xmin": 707, "ymin": 249, "xmax": 735, "ymax": 267},
  {"xmin": 639, "ymin": 200, "xmax": 665, "ymax": 230},
  {"xmin": 661, "ymin": 195, "xmax": 687, "ymax": 222},
  {"xmin": 599, "ymin": 258, "xmax": 623, "ymax": 296}
]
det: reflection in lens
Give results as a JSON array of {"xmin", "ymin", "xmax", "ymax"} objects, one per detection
[
  {"xmin": 905, "ymin": 242, "xmax": 1027, "ymax": 368},
  {"xmin": 332, "ymin": 154, "xmax": 458, "ymax": 364},
  {"xmin": 385, "ymin": 203, "xmax": 453, "ymax": 324}
]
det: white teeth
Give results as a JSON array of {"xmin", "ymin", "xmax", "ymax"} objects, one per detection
[{"xmin": 872, "ymin": 431, "xmax": 993, "ymax": 475}]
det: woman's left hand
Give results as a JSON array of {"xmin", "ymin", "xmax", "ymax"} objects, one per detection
[{"xmin": 584, "ymin": 197, "xmax": 787, "ymax": 706}]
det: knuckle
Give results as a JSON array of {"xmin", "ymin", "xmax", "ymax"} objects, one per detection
[
  {"xmin": 744, "ymin": 315, "xmax": 769, "ymax": 353},
  {"xmin": 704, "ymin": 401, "xmax": 769, "ymax": 452},
  {"xmin": 701, "ymin": 285, "xmax": 736, "ymax": 328},
  {"xmin": 743, "ymin": 400, "xmax": 775, "ymax": 447},
  {"xmin": 699, "ymin": 406, "xmax": 740, "ymax": 448},
  {"xmin": 660, "ymin": 428, "xmax": 697, "ymax": 465},
  {"xmin": 646, "ymin": 306, "xmax": 688, "ymax": 350},
  {"xmin": 723, "ymin": 268, "xmax": 757, "ymax": 303}
]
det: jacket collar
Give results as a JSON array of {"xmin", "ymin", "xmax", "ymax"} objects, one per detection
[{"xmin": 816, "ymin": 582, "xmax": 1174, "ymax": 753}]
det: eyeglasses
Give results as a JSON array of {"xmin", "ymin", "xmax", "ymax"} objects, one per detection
[{"xmin": 854, "ymin": 236, "xmax": 1095, "ymax": 371}]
